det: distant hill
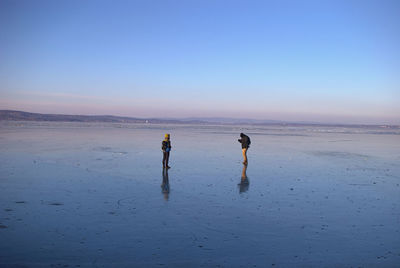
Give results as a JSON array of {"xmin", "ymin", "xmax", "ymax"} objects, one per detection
[
  {"xmin": 0, "ymin": 110, "xmax": 289, "ymax": 125},
  {"xmin": 178, "ymin": 117, "xmax": 286, "ymax": 125},
  {"xmin": 0, "ymin": 110, "xmax": 179, "ymax": 124},
  {"xmin": 1, "ymin": 110, "xmax": 398, "ymax": 128}
]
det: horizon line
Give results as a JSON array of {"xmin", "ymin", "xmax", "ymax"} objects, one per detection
[{"xmin": 0, "ymin": 109, "xmax": 398, "ymax": 127}]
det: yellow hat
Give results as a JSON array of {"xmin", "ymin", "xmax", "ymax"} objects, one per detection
[{"xmin": 165, "ymin": 133, "xmax": 170, "ymax": 138}]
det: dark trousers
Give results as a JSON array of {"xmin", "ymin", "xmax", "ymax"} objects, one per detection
[{"xmin": 162, "ymin": 151, "xmax": 170, "ymax": 167}]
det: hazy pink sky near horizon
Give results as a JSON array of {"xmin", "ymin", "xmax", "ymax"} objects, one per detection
[{"xmin": 1, "ymin": 90, "xmax": 398, "ymax": 124}]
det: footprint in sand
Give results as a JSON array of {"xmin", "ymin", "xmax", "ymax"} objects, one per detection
[{"xmin": 48, "ymin": 202, "xmax": 64, "ymax": 206}]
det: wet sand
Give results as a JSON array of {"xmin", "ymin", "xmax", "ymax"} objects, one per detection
[{"xmin": 0, "ymin": 121, "xmax": 399, "ymax": 267}]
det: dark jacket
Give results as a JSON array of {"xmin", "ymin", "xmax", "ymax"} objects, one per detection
[
  {"xmin": 238, "ymin": 134, "xmax": 251, "ymax": 149},
  {"xmin": 162, "ymin": 140, "xmax": 171, "ymax": 151}
]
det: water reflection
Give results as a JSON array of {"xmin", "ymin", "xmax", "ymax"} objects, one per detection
[
  {"xmin": 238, "ymin": 164, "xmax": 250, "ymax": 193},
  {"xmin": 161, "ymin": 168, "xmax": 170, "ymax": 201}
]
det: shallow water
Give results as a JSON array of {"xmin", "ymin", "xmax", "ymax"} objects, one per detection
[{"xmin": 1, "ymin": 121, "xmax": 400, "ymax": 267}]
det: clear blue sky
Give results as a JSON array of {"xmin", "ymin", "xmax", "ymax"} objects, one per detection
[{"xmin": 1, "ymin": 0, "xmax": 399, "ymax": 124}]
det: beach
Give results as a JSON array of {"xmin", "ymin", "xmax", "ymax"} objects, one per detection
[{"xmin": 0, "ymin": 121, "xmax": 399, "ymax": 267}]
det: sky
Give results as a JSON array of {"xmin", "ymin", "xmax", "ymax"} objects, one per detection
[{"xmin": 0, "ymin": 0, "xmax": 399, "ymax": 124}]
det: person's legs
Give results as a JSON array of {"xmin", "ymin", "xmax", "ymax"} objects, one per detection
[
  {"xmin": 162, "ymin": 152, "xmax": 167, "ymax": 167},
  {"xmin": 165, "ymin": 152, "xmax": 170, "ymax": 168},
  {"xmin": 242, "ymin": 148, "xmax": 248, "ymax": 164}
]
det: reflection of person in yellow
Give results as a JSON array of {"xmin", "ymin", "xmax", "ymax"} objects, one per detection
[
  {"xmin": 161, "ymin": 168, "xmax": 170, "ymax": 201},
  {"xmin": 238, "ymin": 164, "xmax": 250, "ymax": 193},
  {"xmin": 238, "ymin": 133, "xmax": 251, "ymax": 165}
]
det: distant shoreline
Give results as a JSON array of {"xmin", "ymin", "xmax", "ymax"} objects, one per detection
[{"xmin": 0, "ymin": 110, "xmax": 398, "ymax": 128}]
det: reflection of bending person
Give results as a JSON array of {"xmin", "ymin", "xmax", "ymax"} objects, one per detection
[
  {"xmin": 238, "ymin": 133, "xmax": 251, "ymax": 165},
  {"xmin": 161, "ymin": 168, "xmax": 170, "ymax": 201},
  {"xmin": 238, "ymin": 164, "xmax": 250, "ymax": 193}
]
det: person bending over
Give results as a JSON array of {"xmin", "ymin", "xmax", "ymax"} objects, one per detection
[{"xmin": 238, "ymin": 133, "xmax": 251, "ymax": 165}]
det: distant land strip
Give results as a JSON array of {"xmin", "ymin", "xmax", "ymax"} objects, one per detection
[
  {"xmin": 0, "ymin": 110, "xmax": 189, "ymax": 124},
  {"xmin": 0, "ymin": 110, "xmax": 398, "ymax": 128}
]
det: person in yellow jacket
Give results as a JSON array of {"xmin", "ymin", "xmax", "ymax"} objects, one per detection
[{"xmin": 162, "ymin": 134, "xmax": 172, "ymax": 168}]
